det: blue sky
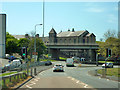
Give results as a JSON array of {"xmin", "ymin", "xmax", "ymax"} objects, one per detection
[{"xmin": 1, "ymin": 2, "xmax": 118, "ymax": 41}]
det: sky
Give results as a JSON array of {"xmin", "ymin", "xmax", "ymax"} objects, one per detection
[{"xmin": 0, "ymin": 1, "xmax": 118, "ymax": 41}]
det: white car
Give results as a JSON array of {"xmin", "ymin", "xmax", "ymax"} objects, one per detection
[
  {"xmin": 53, "ymin": 64, "xmax": 64, "ymax": 72},
  {"xmin": 102, "ymin": 62, "xmax": 113, "ymax": 68}
]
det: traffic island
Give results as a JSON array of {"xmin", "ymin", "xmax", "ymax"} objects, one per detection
[{"xmin": 88, "ymin": 68, "xmax": 120, "ymax": 82}]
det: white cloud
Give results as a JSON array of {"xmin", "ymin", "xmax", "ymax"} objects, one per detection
[{"xmin": 86, "ymin": 8, "xmax": 104, "ymax": 13}]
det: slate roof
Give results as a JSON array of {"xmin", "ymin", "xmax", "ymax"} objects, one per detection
[
  {"xmin": 49, "ymin": 28, "xmax": 57, "ymax": 34},
  {"xmin": 57, "ymin": 31, "xmax": 86, "ymax": 37},
  {"xmin": 12, "ymin": 35, "xmax": 25, "ymax": 40},
  {"xmin": 86, "ymin": 33, "xmax": 96, "ymax": 37}
]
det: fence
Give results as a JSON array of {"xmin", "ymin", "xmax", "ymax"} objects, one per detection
[{"xmin": 0, "ymin": 60, "xmax": 54, "ymax": 89}]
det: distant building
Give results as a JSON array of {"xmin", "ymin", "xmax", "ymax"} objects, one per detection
[
  {"xmin": 49, "ymin": 28, "xmax": 96, "ymax": 44},
  {"xmin": 48, "ymin": 28, "xmax": 98, "ymax": 60}
]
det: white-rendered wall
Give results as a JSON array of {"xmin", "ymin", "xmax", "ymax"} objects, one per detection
[{"xmin": 0, "ymin": 14, "xmax": 6, "ymax": 58}]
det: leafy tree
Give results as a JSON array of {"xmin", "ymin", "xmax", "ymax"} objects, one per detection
[
  {"xmin": 28, "ymin": 38, "xmax": 46, "ymax": 61},
  {"xmin": 6, "ymin": 38, "xmax": 18, "ymax": 55},
  {"xmin": 17, "ymin": 38, "xmax": 30, "ymax": 47},
  {"xmin": 96, "ymin": 37, "xmax": 120, "ymax": 58}
]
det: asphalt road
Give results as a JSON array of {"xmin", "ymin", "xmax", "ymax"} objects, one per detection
[{"xmin": 20, "ymin": 61, "xmax": 119, "ymax": 89}]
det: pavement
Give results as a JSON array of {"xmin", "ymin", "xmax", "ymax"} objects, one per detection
[{"xmin": 0, "ymin": 58, "xmax": 9, "ymax": 67}]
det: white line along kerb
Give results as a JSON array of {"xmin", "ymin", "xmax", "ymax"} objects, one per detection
[
  {"xmin": 71, "ymin": 78, "xmax": 75, "ymax": 80},
  {"xmin": 26, "ymin": 85, "xmax": 32, "ymax": 89},
  {"xmin": 34, "ymin": 79, "xmax": 38, "ymax": 81},
  {"xmin": 84, "ymin": 85, "xmax": 88, "ymax": 88},
  {"xmin": 76, "ymin": 81, "xmax": 79, "ymax": 83},
  {"xmin": 67, "ymin": 76, "xmax": 71, "ymax": 78}
]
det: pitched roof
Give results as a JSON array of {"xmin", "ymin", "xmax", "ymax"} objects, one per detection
[
  {"xmin": 86, "ymin": 33, "xmax": 96, "ymax": 37},
  {"xmin": 49, "ymin": 28, "xmax": 57, "ymax": 34},
  {"xmin": 57, "ymin": 31, "xmax": 86, "ymax": 37},
  {"xmin": 12, "ymin": 35, "xmax": 25, "ymax": 40}
]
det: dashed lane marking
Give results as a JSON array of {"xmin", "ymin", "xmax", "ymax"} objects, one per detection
[
  {"xmin": 76, "ymin": 81, "xmax": 79, "ymax": 83},
  {"xmin": 71, "ymin": 78, "xmax": 75, "ymax": 80},
  {"xmin": 67, "ymin": 76, "xmax": 72, "ymax": 78},
  {"xmin": 26, "ymin": 85, "xmax": 32, "ymax": 89},
  {"xmin": 34, "ymin": 79, "xmax": 38, "ymax": 81}
]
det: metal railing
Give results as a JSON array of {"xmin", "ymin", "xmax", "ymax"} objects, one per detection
[
  {"xmin": 45, "ymin": 43, "xmax": 98, "ymax": 46},
  {"xmin": 0, "ymin": 60, "xmax": 54, "ymax": 89}
]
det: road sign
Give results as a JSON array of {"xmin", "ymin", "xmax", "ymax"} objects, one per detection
[
  {"xmin": 32, "ymin": 52, "xmax": 38, "ymax": 55},
  {"xmin": 32, "ymin": 55, "xmax": 38, "ymax": 60}
]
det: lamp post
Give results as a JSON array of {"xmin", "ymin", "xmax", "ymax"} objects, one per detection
[{"xmin": 34, "ymin": 24, "xmax": 42, "ymax": 61}]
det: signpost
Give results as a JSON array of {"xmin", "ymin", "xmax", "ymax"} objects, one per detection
[{"xmin": 32, "ymin": 52, "xmax": 38, "ymax": 61}]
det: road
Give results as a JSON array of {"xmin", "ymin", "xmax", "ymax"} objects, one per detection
[{"xmin": 20, "ymin": 61, "xmax": 119, "ymax": 89}]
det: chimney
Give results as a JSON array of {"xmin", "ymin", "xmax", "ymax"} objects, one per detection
[
  {"xmin": 72, "ymin": 28, "xmax": 75, "ymax": 32},
  {"xmin": 36, "ymin": 34, "xmax": 39, "ymax": 38},
  {"xmin": 25, "ymin": 34, "xmax": 29, "ymax": 38},
  {"xmin": 68, "ymin": 29, "xmax": 70, "ymax": 31}
]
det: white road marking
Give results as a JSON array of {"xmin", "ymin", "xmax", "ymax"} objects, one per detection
[
  {"xmin": 76, "ymin": 81, "xmax": 79, "ymax": 83},
  {"xmin": 71, "ymin": 78, "xmax": 75, "ymax": 80},
  {"xmin": 107, "ymin": 79, "xmax": 109, "ymax": 81},
  {"xmin": 34, "ymin": 79, "xmax": 38, "ymax": 81},
  {"xmin": 31, "ymin": 82, "xmax": 36, "ymax": 84},
  {"xmin": 67, "ymin": 76, "xmax": 71, "ymax": 78},
  {"xmin": 26, "ymin": 85, "xmax": 32, "ymax": 88},
  {"xmin": 84, "ymin": 85, "xmax": 88, "ymax": 88}
]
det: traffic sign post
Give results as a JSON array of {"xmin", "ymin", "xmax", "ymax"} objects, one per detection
[{"xmin": 32, "ymin": 52, "xmax": 38, "ymax": 61}]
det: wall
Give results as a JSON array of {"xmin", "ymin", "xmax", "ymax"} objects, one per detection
[{"xmin": 0, "ymin": 14, "xmax": 6, "ymax": 58}]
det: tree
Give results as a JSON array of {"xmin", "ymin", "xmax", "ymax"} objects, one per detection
[
  {"xmin": 17, "ymin": 38, "xmax": 30, "ymax": 47},
  {"xmin": 28, "ymin": 38, "xmax": 46, "ymax": 61},
  {"xmin": 103, "ymin": 29, "xmax": 117, "ymax": 41},
  {"xmin": 6, "ymin": 38, "xmax": 18, "ymax": 55}
]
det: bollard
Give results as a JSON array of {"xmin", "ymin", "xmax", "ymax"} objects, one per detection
[
  {"xmin": 95, "ymin": 69, "xmax": 97, "ymax": 76},
  {"xmin": 3, "ymin": 78, "xmax": 6, "ymax": 86},
  {"xmin": 20, "ymin": 73, "xmax": 22, "ymax": 79},
  {"xmin": 34, "ymin": 68, "xmax": 37, "ymax": 76},
  {"xmin": 17, "ymin": 74, "xmax": 19, "ymax": 81},
  {"xmin": 27, "ymin": 68, "xmax": 29, "ymax": 76},
  {"xmin": 9, "ymin": 76, "xmax": 11, "ymax": 82},
  {"xmin": 31, "ymin": 68, "xmax": 33, "ymax": 76},
  {"xmin": 102, "ymin": 69, "xmax": 106, "ymax": 78}
]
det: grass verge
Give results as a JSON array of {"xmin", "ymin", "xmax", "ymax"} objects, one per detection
[
  {"xmin": 98, "ymin": 61, "xmax": 114, "ymax": 63},
  {"xmin": 97, "ymin": 68, "xmax": 120, "ymax": 77}
]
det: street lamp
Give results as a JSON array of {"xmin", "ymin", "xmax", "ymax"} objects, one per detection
[{"xmin": 34, "ymin": 24, "xmax": 42, "ymax": 61}]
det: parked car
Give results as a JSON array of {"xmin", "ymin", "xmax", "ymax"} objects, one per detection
[
  {"xmin": 4, "ymin": 64, "xmax": 11, "ymax": 71},
  {"xmin": 66, "ymin": 58, "xmax": 74, "ymax": 67},
  {"xmin": 11, "ymin": 59, "xmax": 22, "ymax": 68},
  {"xmin": 102, "ymin": 62, "xmax": 113, "ymax": 68},
  {"xmin": 8, "ymin": 56, "xmax": 16, "ymax": 61},
  {"xmin": 0, "ymin": 67, "xmax": 6, "ymax": 73},
  {"xmin": 5, "ymin": 54, "xmax": 10, "ymax": 59},
  {"xmin": 53, "ymin": 64, "xmax": 64, "ymax": 72},
  {"xmin": 45, "ymin": 61, "xmax": 52, "ymax": 66}
]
